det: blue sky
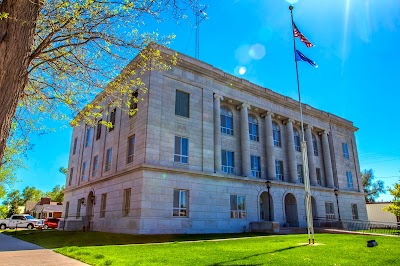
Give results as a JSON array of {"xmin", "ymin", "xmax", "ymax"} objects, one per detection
[{"xmin": 14, "ymin": 0, "xmax": 400, "ymax": 201}]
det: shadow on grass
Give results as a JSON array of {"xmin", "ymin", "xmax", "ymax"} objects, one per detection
[{"xmin": 209, "ymin": 244, "xmax": 307, "ymax": 266}]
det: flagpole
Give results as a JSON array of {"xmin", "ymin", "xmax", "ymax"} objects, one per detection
[{"xmin": 289, "ymin": 5, "xmax": 315, "ymax": 245}]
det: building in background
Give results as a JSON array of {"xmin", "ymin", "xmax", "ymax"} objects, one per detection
[
  {"xmin": 61, "ymin": 46, "xmax": 367, "ymax": 234},
  {"xmin": 366, "ymin": 202, "xmax": 399, "ymax": 224},
  {"xmin": 28, "ymin": 198, "xmax": 63, "ymax": 219}
]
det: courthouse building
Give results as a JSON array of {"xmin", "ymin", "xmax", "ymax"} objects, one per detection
[{"xmin": 62, "ymin": 46, "xmax": 367, "ymax": 234}]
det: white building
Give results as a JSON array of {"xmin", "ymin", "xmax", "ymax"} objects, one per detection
[{"xmin": 62, "ymin": 46, "xmax": 367, "ymax": 234}]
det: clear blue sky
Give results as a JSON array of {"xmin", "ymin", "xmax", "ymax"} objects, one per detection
[{"xmin": 14, "ymin": 0, "xmax": 400, "ymax": 201}]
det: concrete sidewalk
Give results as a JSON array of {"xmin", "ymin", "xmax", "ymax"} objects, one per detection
[{"xmin": 0, "ymin": 233, "xmax": 89, "ymax": 266}]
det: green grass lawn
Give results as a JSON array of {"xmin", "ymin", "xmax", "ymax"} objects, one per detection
[{"xmin": 3, "ymin": 231, "xmax": 400, "ymax": 266}]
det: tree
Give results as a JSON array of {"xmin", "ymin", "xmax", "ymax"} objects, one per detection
[
  {"xmin": 0, "ymin": 0, "xmax": 196, "ymax": 166},
  {"xmin": 22, "ymin": 186, "xmax": 43, "ymax": 203},
  {"xmin": 3, "ymin": 190, "xmax": 23, "ymax": 217},
  {"xmin": 383, "ymin": 180, "xmax": 400, "ymax": 218},
  {"xmin": 362, "ymin": 169, "xmax": 385, "ymax": 203},
  {"xmin": 0, "ymin": 205, "xmax": 7, "ymax": 219},
  {"xmin": 45, "ymin": 184, "xmax": 64, "ymax": 202},
  {"xmin": 59, "ymin": 167, "xmax": 68, "ymax": 176}
]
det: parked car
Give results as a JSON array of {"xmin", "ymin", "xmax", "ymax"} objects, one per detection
[
  {"xmin": 0, "ymin": 214, "xmax": 43, "ymax": 230},
  {"xmin": 43, "ymin": 218, "xmax": 60, "ymax": 229}
]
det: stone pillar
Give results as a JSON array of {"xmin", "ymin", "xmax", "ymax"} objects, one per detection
[
  {"xmin": 305, "ymin": 125, "xmax": 317, "ymax": 186},
  {"xmin": 239, "ymin": 103, "xmax": 251, "ymax": 177},
  {"xmin": 285, "ymin": 119, "xmax": 297, "ymax": 183},
  {"xmin": 321, "ymin": 131, "xmax": 334, "ymax": 187},
  {"xmin": 263, "ymin": 112, "xmax": 276, "ymax": 180},
  {"xmin": 213, "ymin": 94, "xmax": 223, "ymax": 173}
]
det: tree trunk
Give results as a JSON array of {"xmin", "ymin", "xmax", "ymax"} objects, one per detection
[{"xmin": 0, "ymin": 0, "xmax": 40, "ymax": 165}]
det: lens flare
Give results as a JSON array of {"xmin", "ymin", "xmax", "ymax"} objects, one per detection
[
  {"xmin": 249, "ymin": 44, "xmax": 266, "ymax": 60},
  {"xmin": 234, "ymin": 66, "xmax": 247, "ymax": 75}
]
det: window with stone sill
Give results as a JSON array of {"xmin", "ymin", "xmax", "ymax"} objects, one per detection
[
  {"xmin": 248, "ymin": 114, "xmax": 259, "ymax": 141},
  {"xmin": 221, "ymin": 106, "xmax": 234, "ymax": 135},
  {"xmin": 65, "ymin": 201, "xmax": 70, "ymax": 219},
  {"xmin": 312, "ymin": 135, "xmax": 319, "ymax": 156},
  {"xmin": 294, "ymin": 128, "xmax": 301, "ymax": 152},
  {"xmin": 92, "ymin": 155, "xmax": 99, "ymax": 177},
  {"xmin": 129, "ymin": 90, "xmax": 138, "ymax": 117},
  {"xmin": 275, "ymin": 160, "xmax": 284, "ymax": 181},
  {"xmin": 123, "ymin": 188, "xmax": 131, "ymax": 216},
  {"xmin": 174, "ymin": 136, "xmax": 188, "ymax": 164},
  {"xmin": 230, "ymin": 195, "xmax": 246, "ymax": 219},
  {"xmin": 109, "ymin": 108, "xmax": 116, "ymax": 132},
  {"xmin": 175, "ymin": 90, "xmax": 190, "ymax": 118},
  {"xmin": 351, "ymin": 204, "xmax": 359, "ymax": 220},
  {"xmin": 68, "ymin": 168, "xmax": 74, "ymax": 186},
  {"xmin": 346, "ymin": 171, "xmax": 353, "ymax": 188},
  {"xmin": 100, "ymin": 193, "xmax": 107, "ymax": 218},
  {"xmin": 76, "ymin": 198, "xmax": 82, "ymax": 218},
  {"xmin": 251, "ymin": 155, "xmax": 261, "ymax": 178},
  {"xmin": 316, "ymin": 168, "xmax": 322, "ymax": 185},
  {"xmin": 72, "ymin": 137, "xmax": 78, "ymax": 155},
  {"xmin": 297, "ymin": 164, "xmax": 304, "ymax": 183},
  {"xmin": 342, "ymin": 143, "xmax": 350, "ymax": 159},
  {"xmin": 272, "ymin": 122, "xmax": 282, "ymax": 147},
  {"xmin": 81, "ymin": 161, "xmax": 87, "ymax": 181},
  {"xmin": 173, "ymin": 189, "xmax": 188, "ymax": 217},
  {"xmin": 127, "ymin": 135, "xmax": 135, "ymax": 164},
  {"xmin": 325, "ymin": 202, "xmax": 335, "ymax": 220},
  {"xmin": 85, "ymin": 128, "xmax": 92, "ymax": 147},
  {"xmin": 221, "ymin": 150, "xmax": 234, "ymax": 174},
  {"xmin": 96, "ymin": 119, "xmax": 102, "ymax": 140},
  {"xmin": 105, "ymin": 148, "xmax": 112, "ymax": 172}
]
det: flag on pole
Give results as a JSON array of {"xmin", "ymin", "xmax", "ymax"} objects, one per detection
[
  {"xmin": 293, "ymin": 23, "xmax": 314, "ymax": 48},
  {"xmin": 295, "ymin": 50, "xmax": 318, "ymax": 68}
]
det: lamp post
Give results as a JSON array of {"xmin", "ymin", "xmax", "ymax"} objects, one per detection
[
  {"xmin": 334, "ymin": 188, "xmax": 341, "ymax": 223},
  {"xmin": 266, "ymin": 180, "xmax": 272, "ymax": 221}
]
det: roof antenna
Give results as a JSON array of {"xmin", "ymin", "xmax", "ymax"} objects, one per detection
[{"xmin": 194, "ymin": 1, "xmax": 208, "ymax": 59}]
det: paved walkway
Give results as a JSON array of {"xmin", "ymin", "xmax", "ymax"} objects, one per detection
[{"xmin": 0, "ymin": 233, "xmax": 89, "ymax": 266}]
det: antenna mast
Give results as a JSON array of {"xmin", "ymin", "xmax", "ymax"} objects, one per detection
[{"xmin": 194, "ymin": 1, "xmax": 208, "ymax": 59}]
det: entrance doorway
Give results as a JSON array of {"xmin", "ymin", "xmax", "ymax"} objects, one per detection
[
  {"xmin": 284, "ymin": 193, "xmax": 299, "ymax": 227},
  {"xmin": 259, "ymin": 192, "xmax": 274, "ymax": 221}
]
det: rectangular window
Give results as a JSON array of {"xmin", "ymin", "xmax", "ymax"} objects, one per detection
[
  {"xmin": 76, "ymin": 199, "xmax": 82, "ymax": 218},
  {"xmin": 109, "ymin": 108, "xmax": 116, "ymax": 132},
  {"xmin": 230, "ymin": 195, "xmax": 246, "ymax": 219},
  {"xmin": 313, "ymin": 139, "xmax": 319, "ymax": 156},
  {"xmin": 251, "ymin": 155, "xmax": 261, "ymax": 178},
  {"xmin": 105, "ymin": 148, "xmax": 112, "ymax": 172},
  {"xmin": 316, "ymin": 168, "xmax": 322, "ymax": 185},
  {"xmin": 174, "ymin": 136, "xmax": 189, "ymax": 164},
  {"xmin": 100, "ymin": 193, "xmax": 107, "ymax": 218},
  {"xmin": 297, "ymin": 164, "xmax": 304, "ymax": 183},
  {"xmin": 347, "ymin": 171, "xmax": 353, "ymax": 188},
  {"xmin": 342, "ymin": 143, "xmax": 349, "ymax": 159},
  {"xmin": 129, "ymin": 90, "xmax": 138, "ymax": 117},
  {"xmin": 275, "ymin": 160, "xmax": 284, "ymax": 181},
  {"xmin": 96, "ymin": 119, "xmax": 102, "ymax": 140},
  {"xmin": 123, "ymin": 188, "xmax": 131, "ymax": 216},
  {"xmin": 351, "ymin": 204, "xmax": 359, "ymax": 220},
  {"xmin": 68, "ymin": 168, "xmax": 74, "ymax": 186},
  {"xmin": 173, "ymin": 189, "xmax": 188, "ymax": 217},
  {"xmin": 221, "ymin": 150, "xmax": 234, "ymax": 174},
  {"xmin": 92, "ymin": 155, "xmax": 99, "ymax": 177},
  {"xmin": 175, "ymin": 90, "xmax": 189, "ymax": 118},
  {"xmin": 65, "ymin": 201, "xmax": 69, "ymax": 219},
  {"xmin": 81, "ymin": 161, "xmax": 87, "ymax": 181},
  {"xmin": 325, "ymin": 202, "xmax": 335, "ymax": 219},
  {"xmin": 127, "ymin": 135, "xmax": 136, "ymax": 164},
  {"xmin": 72, "ymin": 137, "xmax": 78, "ymax": 155},
  {"xmin": 85, "ymin": 128, "xmax": 92, "ymax": 147}
]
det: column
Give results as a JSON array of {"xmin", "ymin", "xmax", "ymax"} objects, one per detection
[
  {"xmin": 263, "ymin": 112, "xmax": 276, "ymax": 180},
  {"xmin": 305, "ymin": 125, "xmax": 318, "ymax": 186},
  {"xmin": 285, "ymin": 119, "xmax": 297, "ymax": 183},
  {"xmin": 321, "ymin": 130, "xmax": 334, "ymax": 187},
  {"xmin": 239, "ymin": 103, "xmax": 251, "ymax": 177},
  {"xmin": 213, "ymin": 94, "xmax": 223, "ymax": 173}
]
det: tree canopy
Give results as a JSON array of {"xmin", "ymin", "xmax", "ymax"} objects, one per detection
[
  {"xmin": 383, "ymin": 180, "xmax": 400, "ymax": 218},
  {"xmin": 362, "ymin": 169, "xmax": 385, "ymax": 203}
]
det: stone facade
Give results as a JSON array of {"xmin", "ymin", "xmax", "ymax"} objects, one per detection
[{"xmin": 62, "ymin": 46, "xmax": 367, "ymax": 234}]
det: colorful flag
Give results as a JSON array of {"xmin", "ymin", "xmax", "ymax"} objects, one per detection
[
  {"xmin": 295, "ymin": 50, "xmax": 318, "ymax": 68},
  {"xmin": 293, "ymin": 23, "xmax": 314, "ymax": 48}
]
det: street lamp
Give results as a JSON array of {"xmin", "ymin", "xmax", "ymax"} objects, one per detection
[
  {"xmin": 334, "ymin": 188, "xmax": 341, "ymax": 222},
  {"xmin": 266, "ymin": 180, "xmax": 272, "ymax": 221}
]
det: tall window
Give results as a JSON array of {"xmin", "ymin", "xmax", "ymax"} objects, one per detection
[
  {"xmin": 351, "ymin": 204, "xmax": 359, "ymax": 220},
  {"xmin": 174, "ymin": 136, "xmax": 189, "ymax": 163},
  {"xmin": 275, "ymin": 160, "xmax": 284, "ymax": 181},
  {"xmin": 175, "ymin": 90, "xmax": 190, "ymax": 117},
  {"xmin": 316, "ymin": 168, "xmax": 322, "ymax": 185},
  {"xmin": 65, "ymin": 201, "xmax": 69, "ymax": 219},
  {"xmin": 129, "ymin": 90, "xmax": 138, "ymax": 116},
  {"xmin": 123, "ymin": 188, "xmax": 131, "ymax": 216},
  {"xmin": 100, "ymin": 193, "xmax": 107, "ymax": 218},
  {"xmin": 272, "ymin": 122, "xmax": 281, "ymax": 147},
  {"xmin": 342, "ymin": 143, "xmax": 349, "ymax": 159},
  {"xmin": 297, "ymin": 164, "xmax": 304, "ymax": 183},
  {"xmin": 68, "ymin": 168, "xmax": 74, "ymax": 186},
  {"xmin": 72, "ymin": 137, "xmax": 78, "ymax": 155},
  {"xmin": 346, "ymin": 171, "xmax": 353, "ymax": 188},
  {"xmin": 81, "ymin": 162, "xmax": 87, "ymax": 181},
  {"xmin": 230, "ymin": 195, "xmax": 246, "ymax": 218},
  {"xmin": 85, "ymin": 128, "xmax": 92, "ymax": 147},
  {"xmin": 294, "ymin": 129, "xmax": 301, "ymax": 152},
  {"xmin": 221, "ymin": 150, "xmax": 234, "ymax": 174},
  {"xmin": 96, "ymin": 119, "xmax": 102, "ymax": 140},
  {"xmin": 173, "ymin": 189, "xmax": 188, "ymax": 217},
  {"xmin": 221, "ymin": 106, "xmax": 233, "ymax": 135},
  {"xmin": 105, "ymin": 148, "xmax": 112, "ymax": 172},
  {"xmin": 109, "ymin": 108, "xmax": 116, "ymax": 132},
  {"xmin": 76, "ymin": 198, "xmax": 82, "ymax": 218},
  {"xmin": 325, "ymin": 202, "xmax": 335, "ymax": 219},
  {"xmin": 312, "ymin": 135, "xmax": 319, "ymax": 156},
  {"xmin": 248, "ymin": 115, "xmax": 259, "ymax": 141},
  {"xmin": 127, "ymin": 135, "xmax": 135, "ymax": 164},
  {"xmin": 92, "ymin": 155, "xmax": 99, "ymax": 177},
  {"xmin": 251, "ymin": 155, "xmax": 261, "ymax": 178}
]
